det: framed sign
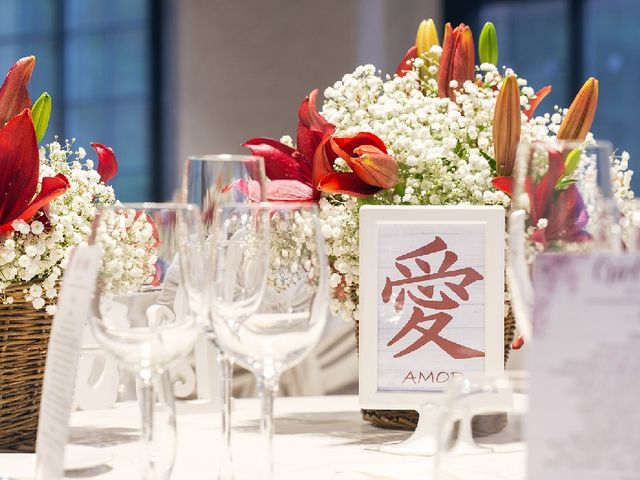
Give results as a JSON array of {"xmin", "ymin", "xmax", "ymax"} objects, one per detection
[{"xmin": 359, "ymin": 205, "xmax": 504, "ymax": 409}]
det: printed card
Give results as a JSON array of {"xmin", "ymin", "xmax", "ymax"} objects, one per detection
[{"xmin": 529, "ymin": 253, "xmax": 640, "ymax": 480}]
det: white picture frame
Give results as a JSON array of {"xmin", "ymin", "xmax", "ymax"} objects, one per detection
[{"xmin": 359, "ymin": 205, "xmax": 505, "ymax": 409}]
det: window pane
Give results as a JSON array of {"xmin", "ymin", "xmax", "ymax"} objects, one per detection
[
  {"xmin": 585, "ymin": 0, "xmax": 640, "ymax": 189},
  {"xmin": 67, "ymin": 0, "xmax": 107, "ymax": 29},
  {"xmin": 110, "ymin": 101, "xmax": 151, "ymax": 201},
  {"xmin": 108, "ymin": 30, "xmax": 149, "ymax": 97},
  {"xmin": 0, "ymin": 0, "xmax": 19, "ymax": 36},
  {"xmin": 108, "ymin": 0, "xmax": 149, "ymax": 23},
  {"xmin": 65, "ymin": 33, "xmax": 107, "ymax": 101},
  {"xmin": 479, "ymin": 1, "xmax": 570, "ymax": 109}
]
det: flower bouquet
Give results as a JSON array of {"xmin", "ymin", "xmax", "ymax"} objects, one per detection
[
  {"xmin": 245, "ymin": 20, "xmax": 633, "ymax": 429},
  {"xmin": 0, "ymin": 56, "xmax": 123, "ymax": 452}
]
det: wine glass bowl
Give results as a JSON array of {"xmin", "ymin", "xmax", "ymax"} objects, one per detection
[
  {"xmin": 90, "ymin": 204, "xmax": 202, "ymax": 374},
  {"xmin": 211, "ymin": 204, "xmax": 328, "ymax": 376}
]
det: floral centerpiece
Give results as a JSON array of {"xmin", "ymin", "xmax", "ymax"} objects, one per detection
[
  {"xmin": 243, "ymin": 19, "xmax": 632, "ymax": 324},
  {"xmin": 244, "ymin": 20, "xmax": 633, "ymax": 428},
  {"xmin": 0, "ymin": 56, "xmax": 125, "ymax": 452}
]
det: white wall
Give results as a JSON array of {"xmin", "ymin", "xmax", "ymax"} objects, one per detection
[{"xmin": 164, "ymin": 0, "xmax": 441, "ymax": 197}]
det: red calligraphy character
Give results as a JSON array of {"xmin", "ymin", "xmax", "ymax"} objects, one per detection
[{"xmin": 381, "ymin": 236, "xmax": 485, "ymax": 359}]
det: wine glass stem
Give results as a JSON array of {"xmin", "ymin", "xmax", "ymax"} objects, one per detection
[
  {"xmin": 257, "ymin": 373, "xmax": 279, "ymax": 480},
  {"xmin": 218, "ymin": 351, "xmax": 235, "ymax": 480},
  {"xmin": 139, "ymin": 372, "xmax": 157, "ymax": 480}
]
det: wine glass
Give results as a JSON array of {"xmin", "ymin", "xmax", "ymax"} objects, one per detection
[
  {"xmin": 435, "ymin": 371, "xmax": 529, "ymax": 480},
  {"xmin": 507, "ymin": 139, "xmax": 617, "ymax": 343},
  {"xmin": 182, "ymin": 154, "xmax": 265, "ymax": 480},
  {"xmin": 209, "ymin": 202, "xmax": 328, "ymax": 480},
  {"xmin": 89, "ymin": 203, "xmax": 204, "ymax": 480}
]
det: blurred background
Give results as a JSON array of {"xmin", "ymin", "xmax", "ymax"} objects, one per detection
[{"xmin": 0, "ymin": 0, "xmax": 637, "ymax": 201}]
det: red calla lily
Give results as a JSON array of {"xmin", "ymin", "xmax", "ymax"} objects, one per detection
[
  {"xmin": 90, "ymin": 142, "xmax": 119, "ymax": 183},
  {"xmin": 0, "ymin": 109, "xmax": 69, "ymax": 233},
  {"xmin": 0, "ymin": 56, "xmax": 35, "ymax": 127}
]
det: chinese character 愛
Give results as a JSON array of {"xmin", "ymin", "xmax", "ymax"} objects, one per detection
[{"xmin": 381, "ymin": 236, "xmax": 485, "ymax": 359}]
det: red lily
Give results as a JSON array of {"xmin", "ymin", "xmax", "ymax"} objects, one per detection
[
  {"xmin": 318, "ymin": 133, "xmax": 399, "ymax": 197},
  {"xmin": 244, "ymin": 90, "xmax": 397, "ymax": 200},
  {"xmin": 0, "ymin": 109, "xmax": 69, "ymax": 234},
  {"xmin": 90, "ymin": 142, "xmax": 119, "ymax": 183},
  {"xmin": 0, "ymin": 56, "xmax": 35, "ymax": 127}
]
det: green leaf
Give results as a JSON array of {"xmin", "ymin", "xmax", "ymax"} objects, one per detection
[
  {"xmin": 32, "ymin": 92, "xmax": 52, "ymax": 142},
  {"xmin": 563, "ymin": 147, "xmax": 582, "ymax": 177},
  {"xmin": 478, "ymin": 22, "xmax": 498, "ymax": 65},
  {"xmin": 555, "ymin": 148, "xmax": 582, "ymax": 190}
]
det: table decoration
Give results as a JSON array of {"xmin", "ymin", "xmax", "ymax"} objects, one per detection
[
  {"xmin": 0, "ymin": 56, "xmax": 121, "ymax": 452},
  {"xmin": 358, "ymin": 205, "xmax": 504, "ymax": 408},
  {"xmin": 243, "ymin": 18, "xmax": 634, "ymax": 430}
]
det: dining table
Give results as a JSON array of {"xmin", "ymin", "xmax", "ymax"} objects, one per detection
[{"xmin": 0, "ymin": 395, "xmax": 526, "ymax": 479}]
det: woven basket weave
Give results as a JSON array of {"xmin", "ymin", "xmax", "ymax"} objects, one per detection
[
  {"xmin": 356, "ymin": 307, "xmax": 517, "ymax": 433},
  {"xmin": 0, "ymin": 282, "xmax": 55, "ymax": 453}
]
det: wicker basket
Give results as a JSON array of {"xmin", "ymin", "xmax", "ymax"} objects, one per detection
[
  {"xmin": 356, "ymin": 308, "xmax": 517, "ymax": 433},
  {"xmin": 0, "ymin": 282, "xmax": 56, "ymax": 453}
]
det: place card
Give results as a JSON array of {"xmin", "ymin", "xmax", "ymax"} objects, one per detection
[
  {"xmin": 35, "ymin": 245, "xmax": 102, "ymax": 480},
  {"xmin": 529, "ymin": 253, "xmax": 640, "ymax": 480}
]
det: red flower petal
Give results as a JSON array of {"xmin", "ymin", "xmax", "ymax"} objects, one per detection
[
  {"xmin": 395, "ymin": 46, "xmax": 418, "ymax": 77},
  {"xmin": 296, "ymin": 90, "xmax": 335, "ymax": 175},
  {"xmin": 332, "ymin": 132, "xmax": 388, "ymax": 158},
  {"xmin": 349, "ymin": 145, "xmax": 399, "ymax": 189},
  {"xmin": 491, "ymin": 176, "xmax": 513, "ymax": 196},
  {"xmin": 15, "ymin": 174, "xmax": 69, "ymax": 225},
  {"xmin": 317, "ymin": 172, "xmax": 382, "ymax": 198},
  {"xmin": 0, "ymin": 109, "xmax": 39, "ymax": 226},
  {"xmin": 243, "ymin": 137, "xmax": 309, "ymax": 184},
  {"xmin": 90, "ymin": 142, "xmax": 118, "ymax": 183},
  {"xmin": 0, "ymin": 56, "xmax": 35, "ymax": 126},
  {"xmin": 525, "ymin": 85, "xmax": 552, "ymax": 120},
  {"xmin": 311, "ymin": 132, "xmax": 337, "ymax": 199},
  {"xmin": 265, "ymin": 179, "xmax": 314, "ymax": 201},
  {"xmin": 298, "ymin": 89, "xmax": 329, "ymax": 133}
]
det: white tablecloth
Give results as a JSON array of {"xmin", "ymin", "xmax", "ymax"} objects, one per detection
[{"xmin": 0, "ymin": 395, "xmax": 525, "ymax": 479}]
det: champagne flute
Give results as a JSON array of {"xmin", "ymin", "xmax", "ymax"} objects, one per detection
[
  {"xmin": 507, "ymin": 139, "xmax": 617, "ymax": 342},
  {"xmin": 182, "ymin": 154, "xmax": 266, "ymax": 480},
  {"xmin": 89, "ymin": 203, "xmax": 204, "ymax": 479},
  {"xmin": 209, "ymin": 202, "xmax": 328, "ymax": 480}
]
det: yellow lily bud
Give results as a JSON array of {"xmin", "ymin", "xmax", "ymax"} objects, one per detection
[
  {"xmin": 416, "ymin": 19, "xmax": 439, "ymax": 56},
  {"xmin": 557, "ymin": 77, "xmax": 599, "ymax": 141},
  {"xmin": 493, "ymin": 75, "xmax": 521, "ymax": 176}
]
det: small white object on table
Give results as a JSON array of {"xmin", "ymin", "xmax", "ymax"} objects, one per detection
[{"xmin": 0, "ymin": 395, "xmax": 525, "ymax": 479}]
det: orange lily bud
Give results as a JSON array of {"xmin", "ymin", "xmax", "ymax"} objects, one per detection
[
  {"xmin": 557, "ymin": 77, "xmax": 599, "ymax": 141},
  {"xmin": 416, "ymin": 19, "xmax": 439, "ymax": 56},
  {"xmin": 493, "ymin": 75, "xmax": 521, "ymax": 177},
  {"xmin": 438, "ymin": 23, "xmax": 475, "ymax": 100}
]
